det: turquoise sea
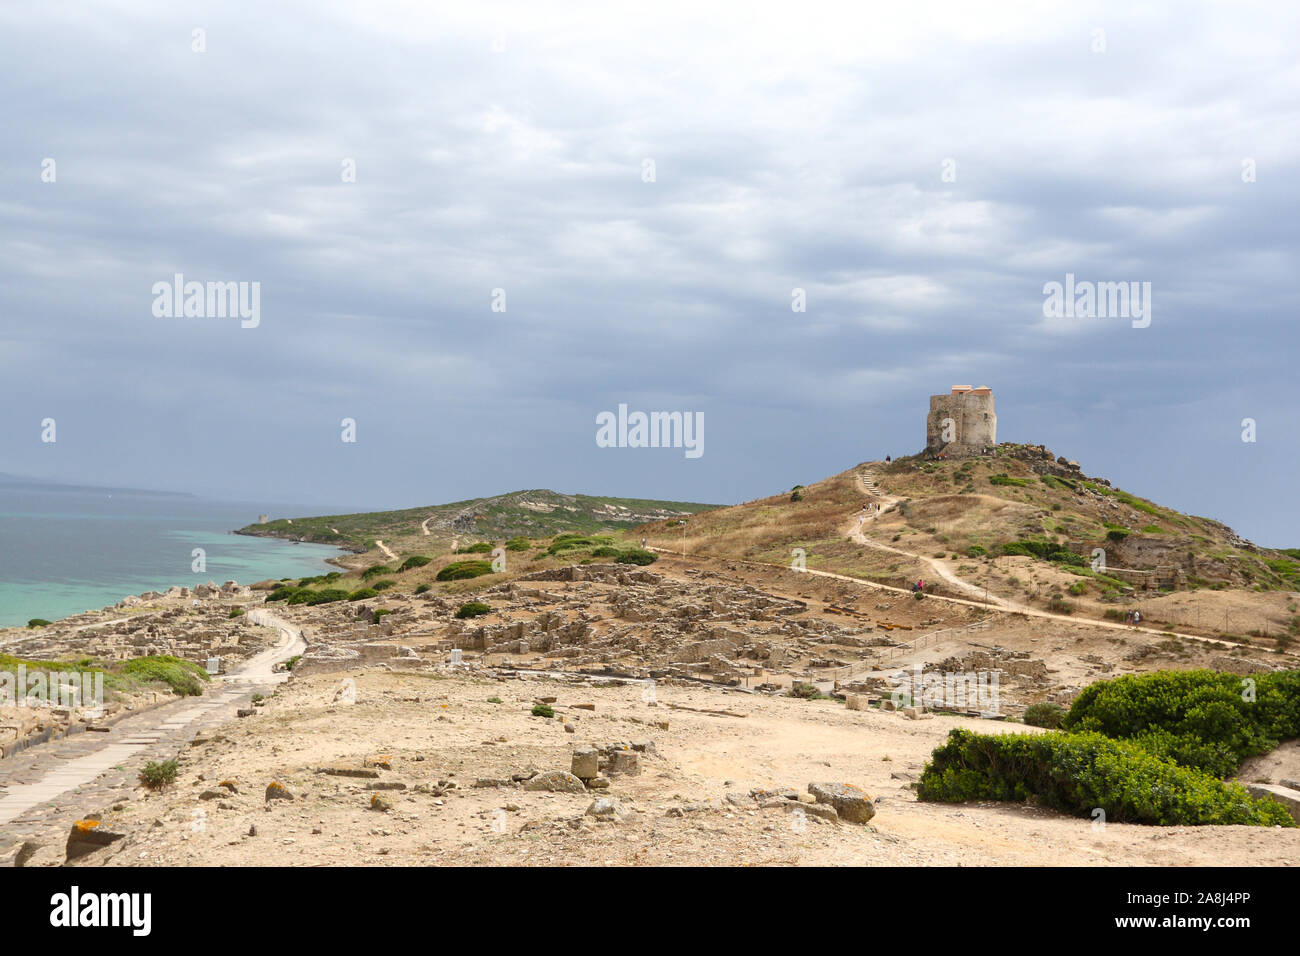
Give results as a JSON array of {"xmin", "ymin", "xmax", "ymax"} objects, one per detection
[{"xmin": 0, "ymin": 486, "xmax": 346, "ymax": 628}]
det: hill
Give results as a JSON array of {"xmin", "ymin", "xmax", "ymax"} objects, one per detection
[
  {"xmin": 235, "ymin": 489, "xmax": 718, "ymax": 553},
  {"xmin": 633, "ymin": 443, "xmax": 1299, "ymax": 649}
]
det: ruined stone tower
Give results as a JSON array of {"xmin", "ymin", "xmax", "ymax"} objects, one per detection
[{"xmin": 926, "ymin": 385, "xmax": 996, "ymax": 456}]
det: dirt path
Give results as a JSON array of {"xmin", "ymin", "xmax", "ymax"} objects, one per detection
[
  {"xmin": 374, "ymin": 540, "xmax": 399, "ymax": 562},
  {"xmin": 0, "ymin": 611, "xmax": 303, "ymax": 843},
  {"xmin": 848, "ymin": 468, "xmax": 1026, "ymax": 610},
  {"xmin": 654, "ymin": 466, "xmax": 1249, "ymax": 653}
]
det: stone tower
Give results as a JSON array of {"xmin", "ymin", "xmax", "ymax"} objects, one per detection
[{"xmin": 926, "ymin": 386, "xmax": 996, "ymax": 456}]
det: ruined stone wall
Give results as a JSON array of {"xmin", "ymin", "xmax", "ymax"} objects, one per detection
[{"xmin": 926, "ymin": 392, "xmax": 996, "ymax": 455}]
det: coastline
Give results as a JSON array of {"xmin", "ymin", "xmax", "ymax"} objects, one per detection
[{"xmin": 0, "ymin": 527, "xmax": 348, "ymax": 633}]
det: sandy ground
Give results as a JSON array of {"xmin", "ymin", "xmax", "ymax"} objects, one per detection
[{"xmin": 50, "ymin": 668, "xmax": 1298, "ymax": 868}]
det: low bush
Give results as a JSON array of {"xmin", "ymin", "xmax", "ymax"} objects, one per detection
[
  {"xmin": 436, "ymin": 560, "xmax": 495, "ymax": 582},
  {"xmin": 299, "ymin": 588, "xmax": 350, "ymax": 606},
  {"xmin": 455, "ymin": 601, "xmax": 492, "ymax": 619},
  {"xmin": 370, "ymin": 579, "xmax": 397, "ymax": 591},
  {"xmin": 505, "ymin": 537, "xmax": 531, "ymax": 551},
  {"xmin": 1062, "ymin": 669, "xmax": 1300, "ymax": 777},
  {"xmin": 138, "ymin": 758, "xmax": 180, "ymax": 791},
  {"xmin": 456, "ymin": 542, "xmax": 493, "ymax": 554},
  {"xmin": 121, "ymin": 655, "xmax": 210, "ymax": 697},
  {"xmin": 531, "ymin": 703, "xmax": 554, "ymax": 718},
  {"xmin": 615, "ymin": 548, "xmax": 657, "ymax": 566},
  {"xmin": 26, "ymin": 619, "xmax": 51, "ymax": 628},
  {"xmin": 918, "ymin": 728, "xmax": 1293, "ymax": 827},
  {"xmin": 348, "ymin": 588, "xmax": 378, "ymax": 601},
  {"xmin": 414, "ymin": 584, "xmax": 430, "ymax": 595},
  {"xmin": 398, "ymin": 555, "xmax": 431, "ymax": 571},
  {"xmin": 373, "ymin": 608, "xmax": 393, "ymax": 624},
  {"xmin": 361, "ymin": 564, "xmax": 393, "ymax": 579},
  {"xmin": 1023, "ymin": 701, "xmax": 1066, "ymax": 728}
]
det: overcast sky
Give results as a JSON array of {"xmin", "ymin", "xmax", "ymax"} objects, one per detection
[{"xmin": 2, "ymin": 1, "xmax": 1297, "ymax": 545}]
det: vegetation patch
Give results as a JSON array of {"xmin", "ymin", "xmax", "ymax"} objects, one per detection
[
  {"xmin": 455, "ymin": 601, "xmax": 492, "ymax": 619},
  {"xmin": 918, "ymin": 728, "xmax": 1292, "ymax": 827},
  {"xmin": 1062, "ymin": 669, "xmax": 1300, "ymax": 777},
  {"xmin": 921, "ymin": 668, "xmax": 1300, "ymax": 827},
  {"xmin": 139, "ymin": 758, "xmax": 180, "ymax": 791},
  {"xmin": 615, "ymin": 548, "xmax": 657, "ymax": 566},
  {"xmin": 1023, "ymin": 701, "xmax": 1066, "ymax": 728},
  {"xmin": 120, "ymin": 655, "xmax": 210, "ymax": 697},
  {"xmin": 435, "ymin": 560, "xmax": 495, "ymax": 582}
]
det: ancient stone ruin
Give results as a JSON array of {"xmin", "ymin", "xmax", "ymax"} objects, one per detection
[{"xmin": 926, "ymin": 385, "xmax": 996, "ymax": 457}]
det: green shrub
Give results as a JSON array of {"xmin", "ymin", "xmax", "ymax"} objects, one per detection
[
  {"xmin": 590, "ymin": 546, "xmax": 620, "ymax": 557},
  {"xmin": 456, "ymin": 542, "xmax": 493, "ymax": 554},
  {"xmin": 989, "ymin": 474, "xmax": 1029, "ymax": 487},
  {"xmin": 138, "ymin": 758, "xmax": 180, "ymax": 791},
  {"xmin": 999, "ymin": 538, "xmax": 1084, "ymax": 565},
  {"xmin": 965, "ymin": 545, "xmax": 987, "ymax": 558},
  {"xmin": 1047, "ymin": 594, "xmax": 1074, "ymax": 614},
  {"xmin": 370, "ymin": 579, "xmax": 397, "ymax": 591},
  {"xmin": 228, "ymin": 608, "xmax": 244, "ymax": 617},
  {"xmin": 788, "ymin": 681, "xmax": 829, "ymax": 699},
  {"xmin": 348, "ymin": 588, "xmax": 378, "ymax": 601},
  {"xmin": 505, "ymin": 537, "xmax": 531, "ymax": 552},
  {"xmin": 1107, "ymin": 529, "xmax": 1130, "ymax": 542},
  {"xmin": 531, "ymin": 703, "xmax": 554, "ymax": 718},
  {"xmin": 615, "ymin": 548, "xmax": 657, "ymax": 566},
  {"xmin": 1067, "ymin": 581, "xmax": 1088, "ymax": 596},
  {"xmin": 436, "ymin": 560, "xmax": 494, "ymax": 581},
  {"xmin": 283, "ymin": 655, "xmax": 301, "ymax": 671},
  {"xmin": 398, "ymin": 555, "xmax": 431, "ymax": 571},
  {"xmin": 414, "ymin": 584, "xmax": 430, "ymax": 594},
  {"xmin": 918, "ymin": 728, "xmax": 1293, "ymax": 827},
  {"xmin": 121, "ymin": 655, "xmax": 210, "ymax": 697},
  {"xmin": 455, "ymin": 601, "xmax": 492, "ymax": 619},
  {"xmin": 1023, "ymin": 701, "xmax": 1066, "ymax": 728},
  {"xmin": 1062, "ymin": 669, "xmax": 1300, "ymax": 777},
  {"xmin": 373, "ymin": 608, "xmax": 393, "ymax": 624},
  {"xmin": 26, "ymin": 619, "xmax": 52, "ymax": 628},
  {"xmin": 361, "ymin": 564, "xmax": 393, "ymax": 580},
  {"xmin": 301, "ymin": 588, "xmax": 350, "ymax": 606},
  {"xmin": 487, "ymin": 696, "xmax": 502, "ymax": 704}
]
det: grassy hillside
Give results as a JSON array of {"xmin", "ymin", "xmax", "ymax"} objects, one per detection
[
  {"xmin": 875, "ymin": 444, "xmax": 1296, "ymax": 589},
  {"xmin": 236, "ymin": 489, "xmax": 718, "ymax": 552},
  {"xmin": 633, "ymin": 445, "xmax": 1299, "ymax": 647}
]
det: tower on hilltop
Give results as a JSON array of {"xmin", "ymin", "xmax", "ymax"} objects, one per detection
[{"xmin": 926, "ymin": 385, "xmax": 996, "ymax": 457}]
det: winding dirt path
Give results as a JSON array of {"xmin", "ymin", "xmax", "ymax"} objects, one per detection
[{"xmin": 0, "ymin": 611, "xmax": 303, "ymax": 830}]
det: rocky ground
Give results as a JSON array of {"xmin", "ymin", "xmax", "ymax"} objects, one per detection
[
  {"xmin": 4, "ymin": 515, "xmax": 1297, "ymax": 867},
  {"xmin": 32, "ymin": 668, "xmax": 1300, "ymax": 867}
]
